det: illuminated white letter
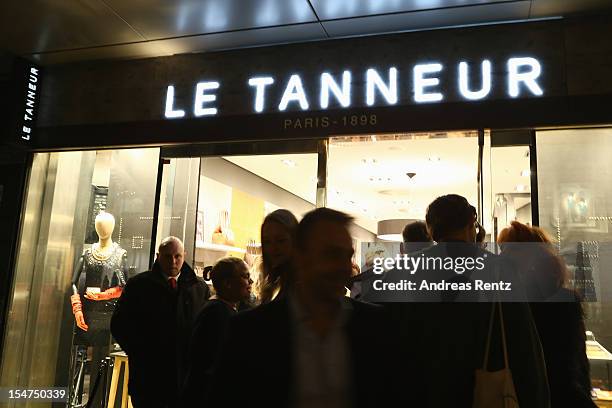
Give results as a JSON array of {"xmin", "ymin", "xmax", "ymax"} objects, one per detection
[
  {"xmin": 320, "ymin": 71, "xmax": 351, "ymax": 109},
  {"xmin": 278, "ymin": 75, "xmax": 309, "ymax": 111},
  {"xmin": 508, "ymin": 57, "xmax": 543, "ymax": 97},
  {"xmin": 414, "ymin": 63, "xmax": 443, "ymax": 103},
  {"xmin": 194, "ymin": 81, "xmax": 220, "ymax": 116},
  {"xmin": 164, "ymin": 85, "xmax": 185, "ymax": 119},
  {"xmin": 248, "ymin": 77, "xmax": 274, "ymax": 113},
  {"xmin": 459, "ymin": 60, "xmax": 492, "ymax": 100},
  {"xmin": 366, "ymin": 68, "xmax": 398, "ymax": 106}
]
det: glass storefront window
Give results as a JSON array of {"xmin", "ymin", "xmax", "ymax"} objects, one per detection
[
  {"xmin": 537, "ymin": 128, "xmax": 612, "ymax": 393},
  {"xmin": 485, "ymin": 144, "xmax": 533, "ymax": 240},
  {"xmin": 0, "ymin": 148, "xmax": 159, "ymax": 407}
]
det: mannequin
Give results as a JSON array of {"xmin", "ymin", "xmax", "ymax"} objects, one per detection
[{"xmin": 69, "ymin": 212, "xmax": 128, "ymax": 402}]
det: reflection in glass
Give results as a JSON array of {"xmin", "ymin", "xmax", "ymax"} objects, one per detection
[{"xmin": 537, "ymin": 128, "xmax": 612, "ymax": 392}]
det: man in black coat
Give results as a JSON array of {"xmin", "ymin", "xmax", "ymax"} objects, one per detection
[
  {"xmin": 379, "ymin": 195, "xmax": 550, "ymax": 408},
  {"xmin": 110, "ymin": 236, "xmax": 209, "ymax": 408},
  {"xmin": 210, "ymin": 208, "xmax": 419, "ymax": 408}
]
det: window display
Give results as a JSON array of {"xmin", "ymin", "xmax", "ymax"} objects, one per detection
[
  {"xmin": 0, "ymin": 148, "xmax": 159, "ymax": 408},
  {"xmin": 536, "ymin": 128, "xmax": 612, "ymax": 401},
  {"xmin": 69, "ymin": 212, "xmax": 128, "ymax": 405}
]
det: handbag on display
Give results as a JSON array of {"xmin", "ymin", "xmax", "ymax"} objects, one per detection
[{"xmin": 473, "ymin": 302, "xmax": 520, "ymax": 408}]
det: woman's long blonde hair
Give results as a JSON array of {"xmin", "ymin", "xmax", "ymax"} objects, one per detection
[{"xmin": 255, "ymin": 209, "xmax": 298, "ymax": 304}]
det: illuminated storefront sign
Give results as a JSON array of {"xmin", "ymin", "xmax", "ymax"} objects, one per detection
[
  {"xmin": 12, "ymin": 64, "xmax": 41, "ymax": 142},
  {"xmin": 20, "ymin": 66, "xmax": 40, "ymax": 140},
  {"xmin": 164, "ymin": 57, "xmax": 543, "ymax": 119}
]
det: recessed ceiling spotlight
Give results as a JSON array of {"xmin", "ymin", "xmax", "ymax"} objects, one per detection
[
  {"xmin": 281, "ymin": 159, "xmax": 296, "ymax": 167},
  {"xmin": 521, "ymin": 169, "xmax": 531, "ymax": 177},
  {"xmin": 515, "ymin": 184, "xmax": 527, "ymax": 192}
]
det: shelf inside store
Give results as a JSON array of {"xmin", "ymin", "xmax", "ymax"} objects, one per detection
[{"xmin": 195, "ymin": 241, "xmax": 246, "ymax": 254}]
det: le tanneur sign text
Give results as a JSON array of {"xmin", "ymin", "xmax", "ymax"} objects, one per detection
[{"xmin": 163, "ymin": 57, "xmax": 544, "ymax": 119}]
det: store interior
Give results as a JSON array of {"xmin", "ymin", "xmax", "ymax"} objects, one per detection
[{"xmin": 162, "ymin": 131, "xmax": 532, "ymax": 277}]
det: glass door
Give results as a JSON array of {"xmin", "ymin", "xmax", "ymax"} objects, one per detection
[{"xmin": 483, "ymin": 130, "xmax": 535, "ymax": 243}]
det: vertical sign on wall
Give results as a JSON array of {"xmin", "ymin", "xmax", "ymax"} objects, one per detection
[{"xmin": 10, "ymin": 58, "xmax": 41, "ymax": 146}]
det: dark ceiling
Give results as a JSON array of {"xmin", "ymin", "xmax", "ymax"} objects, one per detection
[{"xmin": 1, "ymin": 0, "xmax": 611, "ymax": 65}]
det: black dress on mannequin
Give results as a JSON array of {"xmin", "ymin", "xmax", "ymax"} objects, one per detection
[
  {"xmin": 72, "ymin": 242, "xmax": 128, "ymax": 346},
  {"xmin": 72, "ymin": 241, "xmax": 128, "ymax": 396}
]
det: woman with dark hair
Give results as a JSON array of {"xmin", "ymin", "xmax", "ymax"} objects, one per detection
[
  {"xmin": 498, "ymin": 221, "xmax": 596, "ymax": 408},
  {"xmin": 181, "ymin": 257, "xmax": 252, "ymax": 406},
  {"xmin": 256, "ymin": 209, "xmax": 298, "ymax": 304}
]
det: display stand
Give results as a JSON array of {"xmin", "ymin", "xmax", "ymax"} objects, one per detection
[
  {"xmin": 194, "ymin": 241, "xmax": 245, "ymax": 270},
  {"xmin": 587, "ymin": 331, "xmax": 612, "ymax": 405},
  {"xmin": 107, "ymin": 351, "xmax": 133, "ymax": 408}
]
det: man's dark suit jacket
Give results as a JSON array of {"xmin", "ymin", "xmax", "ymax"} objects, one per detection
[
  {"xmin": 209, "ymin": 296, "xmax": 420, "ymax": 408},
  {"xmin": 110, "ymin": 262, "xmax": 209, "ymax": 405}
]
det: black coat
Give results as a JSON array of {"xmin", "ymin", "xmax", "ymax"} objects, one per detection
[
  {"xmin": 110, "ymin": 262, "xmax": 209, "ymax": 402},
  {"xmin": 378, "ymin": 243, "xmax": 551, "ymax": 408},
  {"xmin": 209, "ymin": 297, "xmax": 415, "ymax": 408},
  {"xmin": 530, "ymin": 289, "xmax": 596, "ymax": 408},
  {"xmin": 181, "ymin": 299, "xmax": 235, "ymax": 407}
]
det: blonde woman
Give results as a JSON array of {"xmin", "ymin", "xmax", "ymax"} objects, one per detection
[{"xmin": 255, "ymin": 209, "xmax": 298, "ymax": 304}]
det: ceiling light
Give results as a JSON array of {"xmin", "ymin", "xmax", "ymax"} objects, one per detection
[
  {"xmin": 281, "ymin": 159, "xmax": 296, "ymax": 167},
  {"xmin": 521, "ymin": 170, "xmax": 530, "ymax": 177},
  {"xmin": 377, "ymin": 218, "xmax": 421, "ymax": 242},
  {"xmin": 377, "ymin": 234, "xmax": 403, "ymax": 242},
  {"xmin": 515, "ymin": 184, "xmax": 527, "ymax": 192}
]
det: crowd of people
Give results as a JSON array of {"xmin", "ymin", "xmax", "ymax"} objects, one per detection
[{"xmin": 110, "ymin": 194, "xmax": 596, "ymax": 408}]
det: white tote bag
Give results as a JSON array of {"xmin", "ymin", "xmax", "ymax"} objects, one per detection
[{"xmin": 473, "ymin": 302, "xmax": 520, "ymax": 408}]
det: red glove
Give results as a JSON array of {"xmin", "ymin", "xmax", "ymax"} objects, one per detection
[
  {"xmin": 84, "ymin": 286, "xmax": 123, "ymax": 301},
  {"xmin": 70, "ymin": 294, "xmax": 89, "ymax": 331}
]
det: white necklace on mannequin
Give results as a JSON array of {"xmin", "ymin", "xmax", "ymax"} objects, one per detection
[{"xmin": 91, "ymin": 242, "xmax": 114, "ymax": 261}]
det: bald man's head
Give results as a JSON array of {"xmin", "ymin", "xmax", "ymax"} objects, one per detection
[{"xmin": 157, "ymin": 236, "xmax": 185, "ymax": 277}]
